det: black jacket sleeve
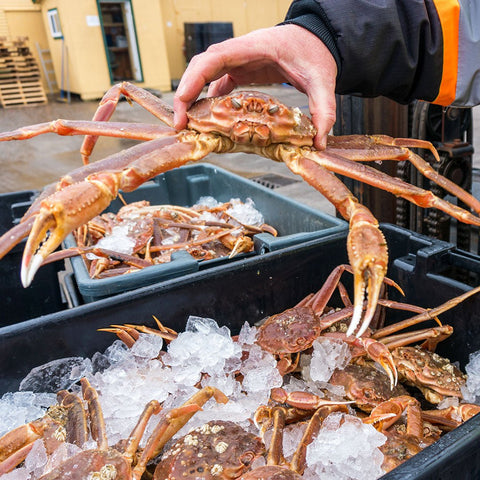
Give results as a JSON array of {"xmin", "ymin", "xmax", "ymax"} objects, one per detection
[{"xmin": 282, "ymin": 0, "xmax": 444, "ymax": 104}]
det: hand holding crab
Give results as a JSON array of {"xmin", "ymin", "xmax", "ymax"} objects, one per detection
[{"xmin": 1, "ymin": 83, "xmax": 480, "ymax": 338}]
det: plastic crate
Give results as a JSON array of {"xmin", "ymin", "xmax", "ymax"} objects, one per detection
[
  {"xmin": 0, "ymin": 190, "xmax": 74, "ymax": 327},
  {"xmin": 2, "ymin": 223, "xmax": 480, "ymax": 479},
  {"xmin": 63, "ymin": 163, "xmax": 347, "ymax": 303}
]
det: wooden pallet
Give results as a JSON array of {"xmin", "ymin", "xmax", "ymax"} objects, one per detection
[
  {"xmin": 0, "ymin": 80, "xmax": 47, "ymax": 108},
  {"xmin": 0, "ymin": 37, "xmax": 48, "ymax": 108}
]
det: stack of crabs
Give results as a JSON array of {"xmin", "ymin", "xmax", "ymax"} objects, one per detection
[{"xmin": 1, "ymin": 84, "xmax": 480, "ymax": 478}]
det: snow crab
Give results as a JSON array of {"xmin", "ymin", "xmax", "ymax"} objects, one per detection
[
  {"xmin": 154, "ymin": 420, "xmax": 265, "ymax": 479},
  {"xmin": 1, "ymin": 83, "xmax": 480, "ymax": 335},
  {"xmin": 0, "ymin": 379, "xmax": 229, "ymax": 479},
  {"xmin": 256, "ymin": 264, "xmax": 480, "ymax": 386}
]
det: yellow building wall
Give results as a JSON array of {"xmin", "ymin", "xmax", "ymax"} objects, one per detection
[
  {"xmin": 38, "ymin": 0, "xmax": 171, "ymax": 100},
  {"xmin": 160, "ymin": 0, "xmax": 292, "ymax": 80}
]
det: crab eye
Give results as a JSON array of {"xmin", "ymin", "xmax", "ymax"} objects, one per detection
[
  {"xmin": 268, "ymin": 105, "xmax": 279, "ymax": 114},
  {"xmin": 231, "ymin": 98, "xmax": 242, "ymax": 109}
]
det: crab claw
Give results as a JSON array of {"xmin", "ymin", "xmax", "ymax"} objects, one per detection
[
  {"xmin": 21, "ymin": 180, "xmax": 115, "ymax": 287},
  {"xmin": 360, "ymin": 338, "xmax": 398, "ymax": 388},
  {"xmin": 345, "ymin": 207, "xmax": 388, "ymax": 338}
]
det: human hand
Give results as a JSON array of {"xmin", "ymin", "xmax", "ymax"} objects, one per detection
[{"xmin": 173, "ymin": 24, "xmax": 338, "ymax": 150}]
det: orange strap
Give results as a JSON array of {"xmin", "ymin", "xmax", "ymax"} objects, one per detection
[{"xmin": 431, "ymin": 0, "xmax": 460, "ymax": 105}]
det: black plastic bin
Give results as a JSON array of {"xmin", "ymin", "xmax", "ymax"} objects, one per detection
[
  {"xmin": 63, "ymin": 163, "xmax": 347, "ymax": 303},
  {"xmin": 1, "ymin": 223, "xmax": 480, "ymax": 478}
]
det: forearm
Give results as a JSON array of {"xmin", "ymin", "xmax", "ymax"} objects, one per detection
[{"xmin": 283, "ymin": 0, "xmax": 480, "ymax": 107}]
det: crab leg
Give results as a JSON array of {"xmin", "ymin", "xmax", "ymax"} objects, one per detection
[
  {"xmin": 81, "ymin": 82, "xmax": 175, "ymax": 163},
  {"xmin": 380, "ymin": 325, "xmax": 453, "ymax": 350},
  {"xmin": 281, "ymin": 153, "xmax": 388, "ymax": 338},
  {"xmin": 0, "ymin": 216, "xmax": 34, "ymax": 259},
  {"xmin": 327, "ymin": 134, "xmax": 480, "ymax": 215},
  {"xmin": 303, "ymin": 148, "xmax": 480, "ymax": 226},
  {"xmin": 132, "ymin": 386, "xmax": 228, "ymax": 479},
  {"xmin": 307, "ymin": 263, "xmax": 403, "ymax": 315},
  {"xmin": 372, "ymin": 284, "xmax": 480, "ymax": 339},
  {"xmin": 20, "ymin": 133, "xmax": 221, "ymax": 286},
  {"xmin": 0, "ymin": 416, "xmax": 59, "ymax": 474},
  {"xmin": 0, "ymin": 120, "xmax": 174, "ymax": 143},
  {"xmin": 364, "ymin": 395, "xmax": 423, "ymax": 434},
  {"xmin": 0, "ymin": 134, "xmax": 177, "ymax": 262}
]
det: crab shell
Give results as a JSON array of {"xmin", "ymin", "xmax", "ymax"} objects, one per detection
[
  {"xmin": 187, "ymin": 91, "xmax": 316, "ymax": 147},
  {"xmin": 329, "ymin": 363, "xmax": 408, "ymax": 412},
  {"xmin": 391, "ymin": 346, "xmax": 467, "ymax": 404},
  {"xmin": 256, "ymin": 306, "xmax": 323, "ymax": 355},
  {"xmin": 239, "ymin": 465, "xmax": 303, "ymax": 479},
  {"xmin": 154, "ymin": 420, "xmax": 265, "ymax": 479}
]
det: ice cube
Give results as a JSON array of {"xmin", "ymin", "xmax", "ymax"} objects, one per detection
[
  {"xmin": 226, "ymin": 198, "xmax": 264, "ymax": 226},
  {"xmin": 19, "ymin": 357, "xmax": 87, "ymax": 393},
  {"xmin": 464, "ymin": 349, "xmax": 480, "ymax": 401},
  {"xmin": 305, "ymin": 412, "xmax": 386, "ymax": 480},
  {"xmin": 307, "ymin": 338, "xmax": 352, "ymax": 383}
]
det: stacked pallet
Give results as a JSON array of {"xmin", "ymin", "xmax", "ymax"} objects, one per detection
[{"xmin": 0, "ymin": 37, "xmax": 47, "ymax": 108}]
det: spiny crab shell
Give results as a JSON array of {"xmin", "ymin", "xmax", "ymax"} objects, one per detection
[
  {"xmin": 154, "ymin": 420, "xmax": 265, "ymax": 479},
  {"xmin": 392, "ymin": 346, "xmax": 467, "ymax": 403}
]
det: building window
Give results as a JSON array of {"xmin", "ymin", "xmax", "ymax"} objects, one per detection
[{"xmin": 47, "ymin": 9, "xmax": 63, "ymax": 39}]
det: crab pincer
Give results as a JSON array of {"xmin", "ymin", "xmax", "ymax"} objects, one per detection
[
  {"xmin": 345, "ymin": 205, "xmax": 389, "ymax": 338},
  {"xmin": 21, "ymin": 179, "xmax": 116, "ymax": 287}
]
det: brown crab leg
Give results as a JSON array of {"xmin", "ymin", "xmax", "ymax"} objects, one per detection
[
  {"xmin": 132, "ymin": 386, "xmax": 228, "ymax": 479},
  {"xmin": 281, "ymin": 153, "xmax": 388, "ymax": 338},
  {"xmin": 56, "ymin": 389, "xmax": 89, "ymax": 447},
  {"xmin": 20, "ymin": 133, "xmax": 221, "ymax": 286},
  {"xmin": 379, "ymin": 325, "xmax": 453, "ymax": 350},
  {"xmin": 0, "ymin": 135, "xmax": 181, "ymax": 263},
  {"xmin": 372, "ymin": 284, "xmax": 480, "ymax": 339},
  {"xmin": 81, "ymin": 82, "xmax": 175, "ymax": 163},
  {"xmin": 290, "ymin": 404, "xmax": 350, "ymax": 474},
  {"xmin": 307, "ymin": 264, "xmax": 403, "ymax": 315},
  {"xmin": 326, "ymin": 135, "xmax": 440, "ymax": 162},
  {"xmin": 122, "ymin": 400, "xmax": 162, "ymax": 465},
  {"xmin": 0, "ymin": 217, "xmax": 34, "ymax": 260},
  {"xmin": 327, "ymin": 135, "xmax": 480, "ymax": 214},
  {"xmin": 81, "ymin": 378, "xmax": 108, "ymax": 451},
  {"xmin": 0, "ymin": 120, "xmax": 174, "ymax": 143},
  {"xmin": 99, "ymin": 324, "xmax": 141, "ymax": 348},
  {"xmin": 0, "ymin": 416, "xmax": 59, "ymax": 474},
  {"xmin": 304, "ymin": 148, "xmax": 480, "ymax": 226}
]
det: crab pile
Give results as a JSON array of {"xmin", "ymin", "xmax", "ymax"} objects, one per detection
[
  {"xmin": 65, "ymin": 197, "xmax": 276, "ymax": 279},
  {"xmin": 1, "ymin": 266, "xmax": 480, "ymax": 479}
]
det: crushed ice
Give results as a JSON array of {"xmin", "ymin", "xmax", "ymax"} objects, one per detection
[
  {"xmin": 2, "ymin": 316, "xmax": 480, "ymax": 479},
  {"xmin": 84, "ymin": 196, "xmax": 265, "ymax": 260}
]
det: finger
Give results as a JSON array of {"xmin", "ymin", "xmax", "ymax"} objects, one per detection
[
  {"xmin": 173, "ymin": 96, "xmax": 189, "ymax": 131},
  {"xmin": 309, "ymin": 91, "xmax": 336, "ymax": 150},
  {"xmin": 207, "ymin": 74, "xmax": 237, "ymax": 97}
]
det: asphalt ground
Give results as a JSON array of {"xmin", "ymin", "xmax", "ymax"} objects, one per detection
[{"xmin": 0, "ymin": 84, "xmax": 478, "ymax": 217}]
